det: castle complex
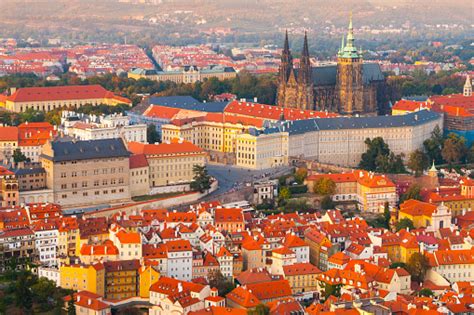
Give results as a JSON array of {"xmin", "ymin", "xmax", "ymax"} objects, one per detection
[{"xmin": 277, "ymin": 15, "xmax": 388, "ymax": 115}]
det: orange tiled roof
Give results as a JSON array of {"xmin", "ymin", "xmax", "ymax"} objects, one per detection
[
  {"xmin": 128, "ymin": 140, "xmax": 204, "ymax": 156},
  {"xmin": 115, "ymin": 230, "xmax": 141, "ymax": 244},
  {"xmin": 0, "ymin": 126, "xmax": 18, "ymax": 141},
  {"xmin": 214, "ymin": 208, "xmax": 243, "ymax": 223},
  {"xmin": 225, "ymin": 286, "xmax": 260, "ymax": 308},
  {"xmin": 129, "ymin": 154, "xmax": 148, "ymax": 169},
  {"xmin": 306, "ymin": 173, "xmax": 357, "ymax": 183},
  {"xmin": 246, "ymin": 279, "xmax": 292, "ymax": 301},
  {"xmin": 399, "ymin": 199, "xmax": 437, "ymax": 217},
  {"xmin": 392, "ymin": 100, "xmax": 430, "ymax": 112},
  {"xmin": 283, "ymin": 262, "xmax": 321, "ymax": 276}
]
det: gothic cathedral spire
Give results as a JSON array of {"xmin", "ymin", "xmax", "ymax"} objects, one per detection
[
  {"xmin": 279, "ymin": 30, "xmax": 293, "ymax": 83},
  {"xmin": 298, "ymin": 31, "xmax": 312, "ymax": 85}
]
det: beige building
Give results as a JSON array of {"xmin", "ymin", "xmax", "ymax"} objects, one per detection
[
  {"xmin": 268, "ymin": 110, "xmax": 443, "ymax": 167},
  {"xmin": 129, "ymin": 154, "xmax": 149, "ymax": 197},
  {"xmin": 5, "ymin": 85, "xmax": 131, "ymax": 113},
  {"xmin": 128, "ymin": 139, "xmax": 207, "ymax": 187},
  {"xmin": 128, "ymin": 66, "xmax": 236, "ymax": 84},
  {"xmin": 235, "ymin": 131, "xmax": 289, "ymax": 170},
  {"xmin": 40, "ymin": 138, "xmax": 131, "ymax": 209}
]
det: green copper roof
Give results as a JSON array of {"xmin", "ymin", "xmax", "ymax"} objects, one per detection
[{"xmin": 338, "ymin": 12, "xmax": 361, "ymax": 59}]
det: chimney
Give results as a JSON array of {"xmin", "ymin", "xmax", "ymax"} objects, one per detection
[
  {"xmin": 87, "ymin": 299, "xmax": 91, "ymax": 305},
  {"xmin": 178, "ymin": 282, "xmax": 183, "ymax": 292}
]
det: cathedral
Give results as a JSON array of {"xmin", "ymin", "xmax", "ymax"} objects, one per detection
[{"xmin": 277, "ymin": 16, "xmax": 388, "ymax": 115}]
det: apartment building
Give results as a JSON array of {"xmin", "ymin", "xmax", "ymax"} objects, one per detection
[
  {"xmin": 235, "ymin": 130, "xmax": 289, "ymax": 170},
  {"xmin": 128, "ymin": 139, "xmax": 206, "ymax": 187},
  {"xmin": 40, "ymin": 138, "xmax": 131, "ymax": 209}
]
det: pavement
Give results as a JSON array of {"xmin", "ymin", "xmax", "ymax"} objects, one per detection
[{"xmin": 206, "ymin": 163, "xmax": 293, "ymax": 197}]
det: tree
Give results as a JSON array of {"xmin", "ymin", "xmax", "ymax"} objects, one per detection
[
  {"xmin": 14, "ymin": 271, "xmax": 34, "ymax": 312},
  {"xmin": 13, "ymin": 148, "xmax": 29, "ymax": 164},
  {"xmin": 400, "ymin": 184, "xmax": 422, "ymax": 203},
  {"xmin": 294, "ymin": 168, "xmax": 308, "ymax": 184},
  {"xmin": 408, "ymin": 149, "xmax": 429, "ymax": 177},
  {"xmin": 395, "ymin": 218, "xmax": 415, "ymax": 232},
  {"xmin": 320, "ymin": 282, "xmax": 341, "ymax": 301},
  {"xmin": 418, "ymin": 288, "xmax": 434, "ymax": 297},
  {"xmin": 313, "ymin": 178, "xmax": 336, "ymax": 196},
  {"xmin": 278, "ymin": 187, "xmax": 292, "ymax": 201},
  {"xmin": 190, "ymin": 165, "xmax": 212, "ymax": 193},
  {"xmin": 407, "ymin": 252, "xmax": 430, "ymax": 282},
  {"xmin": 31, "ymin": 277, "xmax": 57, "ymax": 311},
  {"xmin": 359, "ymin": 137, "xmax": 390, "ymax": 171},
  {"xmin": 67, "ymin": 293, "xmax": 76, "ymax": 315},
  {"xmin": 321, "ymin": 195, "xmax": 335, "ymax": 210},
  {"xmin": 249, "ymin": 304, "xmax": 270, "ymax": 315},
  {"xmin": 208, "ymin": 270, "xmax": 235, "ymax": 297},
  {"xmin": 423, "ymin": 125, "xmax": 444, "ymax": 164},
  {"xmin": 147, "ymin": 124, "xmax": 160, "ymax": 144},
  {"xmin": 389, "ymin": 262, "xmax": 408, "ymax": 269},
  {"xmin": 442, "ymin": 133, "xmax": 468, "ymax": 165},
  {"xmin": 383, "ymin": 201, "xmax": 391, "ymax": 227}
]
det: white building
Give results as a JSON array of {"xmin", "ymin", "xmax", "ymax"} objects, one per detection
[
  {"xmin": 38, "ymin": 266, "xmax": 61, "ymax": 286},
  {"xmin": 61, "ymin": 111, "xmax": 147, "ymax": 143},
  {"xmin": 32, "ymin": 223, "xmax": 59, "ymax": 267},
  {"xmin": 165, "ymin": 240, "xmax": 193, "ymax": 281}
]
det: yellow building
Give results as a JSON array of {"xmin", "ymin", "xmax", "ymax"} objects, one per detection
[
  {"xmin": 356, "ymin": 171, "xmax": 397, "ymax": 213},
  {"xmin": 139, "ymin": 265, "xmax": 161, "ymax": 298},
  {"xmin": 282, "ymin": 263, "xmax": 321, "ymax": 294},
  {"xmin": 60, "ymin": 263, "xmax": 105, "ymax": 296},
  {"xmin": 128, "ymin": 66, "xmax": 236, "ymax": 84},
  {"xmin": 381, "ymin": 230, "xmax": 419, "ymax": 264},
  {"xmin": 128, "ymin": 139, "xmax": 207, "ymax": 187},
  {"xmin": 399, "ymin": 199, "xmax": 437, "ymax": 228},
  {"xmin": 235, "ymin": 131, "xmax": 289, "ymax": 170},
  {"xmin": 104, "ymin": 259, "xmax": 140, "ymax": 300},
  {"xmin": 161, "ymin": 113, "xmax": 264, "ymax": 155},
  {"xmin": 5, "ymin": 85, "xmax": 131, "ymax": 113}
]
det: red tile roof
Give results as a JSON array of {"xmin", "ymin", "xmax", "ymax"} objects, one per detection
[
  {"xmin": 0, "ymin": 126, "xmax": 18, "ymax": 141},
  {"xmin": 7, "ymin": 84, "xmax": 131, "ymax": 104},
  {"xmin": 392, "ymin": 100, "xmax": 430, "ymax": 112},
  {"xmin": 129, "ymin": 154, "xmax": 148, "ymax": 169},
  {"xmin": 399, "ymin": 199, "xmax": 437, "ymax": 217},
  {"xmin": 225, "ymin": 286, "xmax": 260, "ymax": 308},
  {"xmin": 283, "ymin": 262, "xmax": 321, "ymax": 276},
  {"xmin": 214, "ymin": 208, "xmax": 243, "ymax": 223},
  {"xmin": 128, "ymin": 139, "xmax": 204, "ymax": 156},
  {"xmin": 246, "ymin": 279, "xmax": 292, "ymax": 301}
]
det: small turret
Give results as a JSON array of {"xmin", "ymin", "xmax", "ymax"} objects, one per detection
[{"xmin": 464, "ymin": 75, "xmax": 472, "ymax": 97}]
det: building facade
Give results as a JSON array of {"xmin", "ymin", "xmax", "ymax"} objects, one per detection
[
  {"xmin": 276, "ymin": 16, "xmax": 387, "ymax": 115},
  {"xmin": 40, "ymin": 138, "xmax": 131, "ymax": 210}
]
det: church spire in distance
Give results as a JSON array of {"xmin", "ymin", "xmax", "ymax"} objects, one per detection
[{"xmin": 339, "ymin": 11, "xmax": 360, "ymax": 59}]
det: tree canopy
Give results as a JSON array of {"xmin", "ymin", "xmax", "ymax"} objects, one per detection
[{"xmin": 190, "ymin": 165, "xmax": 212, "ymax": 193}]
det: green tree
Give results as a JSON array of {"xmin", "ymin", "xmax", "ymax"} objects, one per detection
[
  {"xmin": 146, "ymin": 124, "xmax": 160, "ymax": 144},
  {"xmin": 408, "ymin": 149, "xmax": 429, "ymax": 177},
  {"xmin": 190, "ymin": 165, "xmax": 212, "ymax": 193},
  {"xmin": 383, "ymin": 201, "xmax": 391, "ymax": 227},
  {"xmin": 313, "ymin": 177, "xmax": 336, "ymax": 196},
  {"xmin": 321, "ymin": 195, "xmax": 335, "ymax": 210},
  {"xmin": 442, "ymin": 133, "xmax": 468, "ymax": 165},
  {"xmin": 278, "ymin": 186, "xmax": 292, "ymax": 201},
  {"xmin": 395, "ymin": 218, "xmax": 415, "ymax": 232},
  {"xmin": 208, "ymin": 269, "xmax": 235, "ymax": 297},
  {"xmin": 31, "ymin": 277, "xmax": 58, "ymax": 311},
  {"xmin": 407, "ymin": 252, "xmax": 430, "ymax": 282},
  {"xmin": 14, "ymin": 271, "xmax": 34, "ymax": 312},
  {"xmin": 423, "ymin": 125, "xmax": 444, "ymax": 164},
  {"xmin": 320, "ymin": 282, "xmax": 342, "ymax": 301},
  {"xmin": 67, "ymin": 293, "xmax": 76, "ymax": 315},
  {"xmin": 359, "ymin": 137, "xmax": 390, "ymax": 171},
  {"xmin": 400, "ymin": 184, "xmax": 423, "ymax": 203},
  {"xmin": 418, "ymin": 288, "xmax": 434, "ymax": 297},
  {"xmin": 13, "ymin": 148, "xmax": 29, "ymax": 164},
  {"xmin": 249, "ymin": 304, "xmax": 270, "ymax": 315},
  {"xmin": 389, "ymin": 262, "xmax": 408, "ymax": 269},
  {"xmin": 294, "ymin": 168, "xmax": 308, "ymax": 184}
]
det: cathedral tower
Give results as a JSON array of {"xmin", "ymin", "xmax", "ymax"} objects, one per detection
[
  {"xmin": 336, "ymin": 13, "xmax": 364, "ymax": 114},
  {"xmin": 297, "ymin": 32, "xmax": 314, "ymax": 109}
]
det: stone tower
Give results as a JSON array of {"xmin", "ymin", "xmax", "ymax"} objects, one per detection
[
  {"xmin": 297, "ymin": 32, "xmax": 314, "ymax": 110},
  {"xmin": 277, "ymin": 31, "xmax": 314, "ymax": 109},
  {"xmin": 464, "ymin": 75, "xmax": 472, "ymax": 97},
  {"xmin": 336, "ymin": 13, "xmax": 364, "ymax": 114}
]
